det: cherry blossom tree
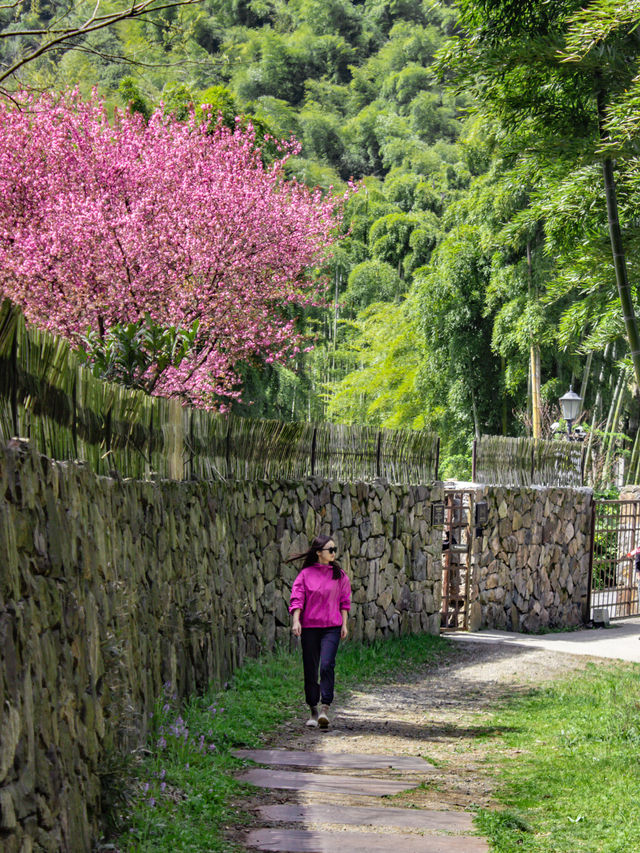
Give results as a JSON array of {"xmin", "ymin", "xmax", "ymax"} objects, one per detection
[{"xmin": 0, "ymin": 90, "xmax": 345, "ymax": 406}]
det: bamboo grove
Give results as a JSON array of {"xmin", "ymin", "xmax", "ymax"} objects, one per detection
[{"xmin": 3, "ymin": 1, "xmax": 640, "ymax": 489}]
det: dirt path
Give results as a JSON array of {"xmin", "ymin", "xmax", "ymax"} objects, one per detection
[{"xmin": 240, "ymin": 640, "xmax": 601, "ymax": 830}]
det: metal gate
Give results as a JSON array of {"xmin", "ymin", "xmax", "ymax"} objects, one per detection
[
  {"xmin": 441, "ymin": 490, "xmax": 474, "ymax": 630},
  {"xmin": 590, "ymin": 499, "xmax": 640, "ymax": 620}
]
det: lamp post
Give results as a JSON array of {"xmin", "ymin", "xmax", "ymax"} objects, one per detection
[{"xmin": 559, "ymin": 386, "xmax": 582, "ymax": 437}]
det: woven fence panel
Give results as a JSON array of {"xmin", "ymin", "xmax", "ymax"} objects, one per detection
[
  {"xmin": 226, "ymin": 416, "xmax": 316, "ymax": 481},
  {"xmin": 474, "ymin": 436, "xmax": 528, "ymax": 486},
  {"xmin": 259, "ymin": 420, "xmax": 315, "ymax": 481},
  {"xmin": 186, "ymin": 407, "xmax": 228, "ymax": 481},
  {"xmin": 0, "ymin": 398, "xmax": 13, "ymax": 442},
  {"xmin": 108, "ymin": 383, "xmax": 152, "ymax": 479},
  {"xmin": 0, "ymin": 300, "xmax": 442, "ymax": 485},
  {"xmin": 312, "ymin": 423, "xmax": 377, "ymax": 481},
  {"xmin": 475, "ymin": 435, "xmax": 584, "ymax": 487},
  {"xmin": 531, "ymin": 438, "xmax": 584, "ymax": 487},
  {"xmin": 13, "ymin": 313, "xmax": 76, "ymax": 461},
  {"xmin": 142, "ymin": 396, "xmax": 165, "ymax": 478},
  {"xmin": 78, "ymin": 369, "xmax": 119, "ymax": 476},
  {"xmin": 379, "ymin": 428, "xmax": 439, "ymax": 483}
]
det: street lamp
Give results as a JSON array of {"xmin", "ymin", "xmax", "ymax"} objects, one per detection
[{"xmin": 559, "ymin": 386, "xmax": 582, "ymax": 437}]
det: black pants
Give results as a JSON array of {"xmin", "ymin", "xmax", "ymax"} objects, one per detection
[{"xmin": 300, "ymin": 626, "xmax": 341, "ymax": 708}]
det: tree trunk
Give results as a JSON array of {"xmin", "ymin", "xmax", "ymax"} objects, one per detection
[
  {"xmin": 627, "ymin": 424, "xmax": 640, "ymax": 485},
  {"xmin": 527, "ymin": 241, "xmax": 542, "ymax": 438},
  {"xmin": 598, "ymin": 85, "xmax": 640, "ymax": 395},
  {"xmin": 602, "ymin": 156, "xmax": 640, "ymax": 392},
  {"xmin": 579, "ymin": 351, "xmax": 592, "ymax": 414},
  {"xmin": 332, "ymin": 268, "xmax": 340, "ymax": 380},
  {"xmin": 634, "ymin": 426, "xmax": 640, "ymax": 484},
  {"xmin": 584, "ymin": 343, "xmax": 610, "ymax": 479},
  {"xmin": 603, "ymin": 368, "xmax": 627, "ymax": 487},
  {"xmin": 526, "ymin": 362, "xmax": 532, "ymax": 436},
  {"xmin": 501, "ymin": 355, "xmax": 508, "ymax": 435},
  {"xmin": 530, "ymin": 344, "xmax": 542, "ymax": 438},
  {"xmin": 470, "ymin": 387, "xmax": 480, "ymax": 441}
]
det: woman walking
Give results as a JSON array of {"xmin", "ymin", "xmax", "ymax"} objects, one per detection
[{"xmin": 288, "ymin": 534, "xmax": 351, "ymax": 729}]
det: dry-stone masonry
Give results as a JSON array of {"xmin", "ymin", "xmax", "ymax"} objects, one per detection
[
  {"xmin": 0, "ymin": 439, "xmax": 442, "ymax": 853},
  {"xmin": 469, "ymin": 484, "xmax": 593, "ymax": 632}
]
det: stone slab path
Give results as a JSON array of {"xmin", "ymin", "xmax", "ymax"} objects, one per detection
[
  {"xmin": 237, "ymin": 768, "xmax": 415, "ymax": 796},
  {"xmin": 234, "ymin": 641, "xmax": 602, "ymax": 853},
  {"xmin": 257, "ymin": 804, "xmax": 475, "ymax": 832},
  {"xmin": 237, "ymin": 748, "xmax": 487, "ymax": 852},
  {"xmin": 245, "ymin": 828, "xmax": 488, "ymax": 852},
  {"xmin": 233, "ymin": 748, "xmax": 434, "ymax": 772}
]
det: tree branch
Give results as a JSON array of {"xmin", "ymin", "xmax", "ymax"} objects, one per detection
[
  {"xmin": 46, "ymin": 42, "xmax": 207, "ymax": 70},
  {"xmin": 0, "ymin": 0, "xmax": 203, "ymax": 86}
]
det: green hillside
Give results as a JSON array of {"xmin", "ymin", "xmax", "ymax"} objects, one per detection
[{"xmin": 3, "ymin": 0, "xmax": 640, "ymax": 482}]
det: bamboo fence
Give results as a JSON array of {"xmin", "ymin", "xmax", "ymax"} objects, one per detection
[
  {"xmin": 0, "ymin": 300, "xmax": 440, "ymax": 484},
  {"xmin": 473, "ymin": 434, "xmax": 586, "ymax": 488}
]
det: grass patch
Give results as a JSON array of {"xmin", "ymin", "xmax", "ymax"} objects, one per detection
[
  {"xmin": 103, "ymin": 637, "xmax": 640, "ymax": 852},
  {"xmin": 477, "ymin": 661, "xmax": 640, "ymax": 852},
  {"xmin": 104, "ymin": 631, "xmax": 450, "ymax": 852}
]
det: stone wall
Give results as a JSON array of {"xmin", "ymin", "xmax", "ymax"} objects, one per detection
[
  {"xmin": 470, "ymin": 484, "xmax": 593, "ymax": 632},
  {"xmin": 0, "ymin": 440, "xmax": 443, "ymax": 852}
]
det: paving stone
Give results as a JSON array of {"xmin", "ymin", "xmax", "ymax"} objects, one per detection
[
  {"xmin": 238, "ymin": 769, "xmax": 415, "ymax": 796},
  {"xmin": 233, "ymin": 749, "xmax": 435, "ymax": 772},
  {"xmin": 245, "ymin": 828, "xmax": 489, "ymax": 852},
  {"xmin": 258, "ymin": 803, "xmax": 474, "ymax": 832}
]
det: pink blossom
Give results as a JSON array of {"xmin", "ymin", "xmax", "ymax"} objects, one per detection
[{"xmin": 0, "ymin": 91, "xmax": 346, "ymax": 407}]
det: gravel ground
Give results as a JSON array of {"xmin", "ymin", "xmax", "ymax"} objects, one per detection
[{"xmin": 236, "ymin": 639, "xmax": 607, "ymax": 836}]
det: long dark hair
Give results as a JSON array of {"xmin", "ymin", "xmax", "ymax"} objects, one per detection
[{"xmin": 287, "ymin": 534, "xmax": 343, "ymax": 580}]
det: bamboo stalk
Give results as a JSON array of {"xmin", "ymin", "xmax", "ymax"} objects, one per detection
[
  {"xmin": 530, "ymin": 345, "xmax": 542, "ymax": 440},
  {"xmin": 626, "ymin": 426, "xmax": 640, "ymax": 486},
  {"xmin": 527, "ymin": 242, "xmax": 542, "ymax": 440},
  {"xmin": 635, "ymin": 429, "xmax": 640, "ymax": 485},
  {"xmin": 602, "ymin": 368, "xmax": 628, "ymax": 488},
  {"xmin": 584, "ymin": 344, "xmax": 611, "ymax": 481},
  {"xmin": 579, "ymin": 351, "xmax": 593, "ymax": 414}
]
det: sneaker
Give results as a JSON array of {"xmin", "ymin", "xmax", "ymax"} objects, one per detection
[
  {"xmin": 317, "ymin": 705, "xmax": 330, "ymax": 729},
  {"xmin": 306, "ymin": 707, "xmax": 319, "ymax": 728}
]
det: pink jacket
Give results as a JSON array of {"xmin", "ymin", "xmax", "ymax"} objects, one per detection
[{"xmin": 289, "ymin": 563, "xmax": 352, "ymax": 628}]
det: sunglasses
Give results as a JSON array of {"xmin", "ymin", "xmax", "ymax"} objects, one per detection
[{"xmin": 322, "ymin": 547, "xmax": 337, "ymax": 554}]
